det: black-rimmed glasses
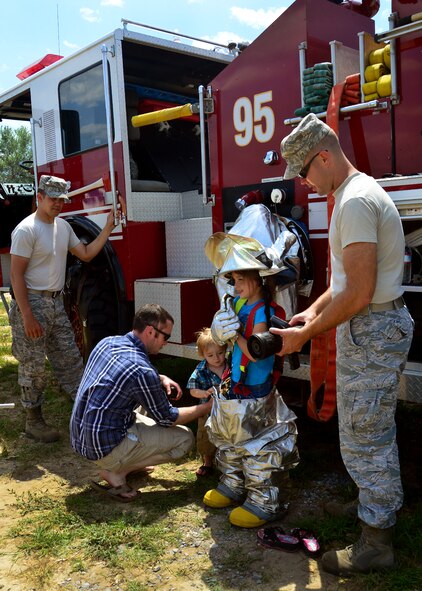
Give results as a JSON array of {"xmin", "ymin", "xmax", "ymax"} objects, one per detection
[
  {"xmin": 148, "ymin": 325, "xmax": 171, "ymax": 341},
  {"xmin": 298, "ymin": 151, "xmax": 321, "ymax": 179}
]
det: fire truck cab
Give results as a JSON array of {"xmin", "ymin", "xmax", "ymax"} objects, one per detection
[{"xmin": 0, "ymin": 22, "xmax": 233, "ymax": 359}]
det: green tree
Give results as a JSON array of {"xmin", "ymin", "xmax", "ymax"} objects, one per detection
[{"xmin": 0, "ymin": 125, "xmax": 33, "ymax": 183}]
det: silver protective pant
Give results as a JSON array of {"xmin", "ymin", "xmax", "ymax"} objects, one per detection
[
  {"xmin": 9, "ymin": 294, "xmax": 84, "ymax": 408},
  {"xmin": 336, "ymin": 306, "xmax": 414, "ymax": 529},
  {"xmin": 206, "ymin": 388, "xmax": 299, "ymax": 520}
]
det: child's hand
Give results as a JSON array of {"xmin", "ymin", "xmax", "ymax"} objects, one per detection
[{"xmin": 206, "ymin": 386, "xmax": 218, "ymax": 400}]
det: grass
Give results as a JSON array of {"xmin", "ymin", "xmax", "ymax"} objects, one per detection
[
  {"xmin": 5, "ymin": 472, "xmax": 201, "ymax": 584},
  {"xmin": 1, "ymin": 296, "xmax": 422, "ymax": 591}
]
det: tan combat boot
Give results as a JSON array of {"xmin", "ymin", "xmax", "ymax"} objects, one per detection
[
  {"xmin": 322, "ymin": 522, "xmax": 394, "ymax": 576},
  {"xmin": 324, "ymin": 498, "xmax": 359, "ymax": 520},
  {"xmin": 25, "ymin": 407, "xmax": 60, "ymax": 443}
]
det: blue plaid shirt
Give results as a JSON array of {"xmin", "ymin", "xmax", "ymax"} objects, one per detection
[
  {"xmin": 70, "ymin": 332, "xmax": 179, "ymax": 460},
  {"xmin": 187, "ymin": 359, "xmax": 226, "ymax": 402}
]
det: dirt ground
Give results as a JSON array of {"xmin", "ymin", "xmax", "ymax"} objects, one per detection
[
  {"xmin": 0, "ymin": 451, "xmax": 346, "ymax": 591},
  {"xmin": 0, "ymin": 403, "xmax": 420, "ymax": 591}
]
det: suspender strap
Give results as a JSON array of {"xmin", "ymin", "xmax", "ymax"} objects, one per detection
[
  {"xmin": 238, "ymin": 300, "xmax": 265, "ymax": 383},
  {"xmin": 268, "ymin": 302, "xmax": 286, "ymax": 385}
]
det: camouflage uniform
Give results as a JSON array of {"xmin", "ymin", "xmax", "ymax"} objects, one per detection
[
  {"xmin": 9, "ymin": 293, "xmax": 83, "ymax": 407},
  {"xmin": 336, "ymin": 306, "xmax": 414, "ymax": 529},
  {"xmin": 278, "ymin": 112, "xmax": 413, "ymax": 574}
]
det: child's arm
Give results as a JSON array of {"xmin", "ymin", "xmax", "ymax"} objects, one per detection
[
  {"xmin": 187, "ymin": 363, "xmax": 212, "ymax": 400},
  {"xmin": 236, "ymin": 320, "xmax": 267, "ymax": 361},
  {"xmin": 189, "ymin": 387, "xmax": 213, "ymax": 400}
]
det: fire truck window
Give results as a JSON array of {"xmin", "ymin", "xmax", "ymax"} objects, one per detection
[{"xmin": 59, "ymin": 63, "xmax": 112, "ymax": 156}]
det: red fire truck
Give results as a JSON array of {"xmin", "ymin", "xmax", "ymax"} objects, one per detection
[{"xmin": 0, "ymin": 0, "xmax": 421, "ymax": 403}]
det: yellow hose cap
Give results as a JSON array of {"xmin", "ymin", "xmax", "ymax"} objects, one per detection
[
  {"xmin": 369, "ymin": 47, "xmax": 385, "ymax": 65},
  {"xmin": 384, "ymin": 44, "xmax": 391, "ymax": 69},
  {"xmin": 362, "ymin": 81, "xmax": 378, "ymax": 95}
]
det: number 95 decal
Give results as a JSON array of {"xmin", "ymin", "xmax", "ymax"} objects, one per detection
[{"xmin": 233, "ymin": 91, "xmax": 275, "ymax": 147}]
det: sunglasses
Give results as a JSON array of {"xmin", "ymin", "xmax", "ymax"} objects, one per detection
[
  {"xmin": 148, "ymin": 325, "xmax": 171, "ymax": 341},
  {"xmin": 298, "ymin": 151, "xmax": 321, "ymax": 179}
]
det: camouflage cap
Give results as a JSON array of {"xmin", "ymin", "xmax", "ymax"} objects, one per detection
[
  {"xmin": 38, "ymin": 175, "xmax": 70, "ymax": 199},
  {"xmin": 280, "ymin": 113, "xmax": 331, "ymax": 180}
]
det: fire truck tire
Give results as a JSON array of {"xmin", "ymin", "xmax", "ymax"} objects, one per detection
[
  {"xmin": 82, "ymin": 268, "xmax": 118, "ymax": 359},
  {"xmin": 64, "ymin": 215, "xmax": 130, "ymax": 362},
  {"xmin": 65, "ymin": 258, "xmax": 119, "ymax": 362}
]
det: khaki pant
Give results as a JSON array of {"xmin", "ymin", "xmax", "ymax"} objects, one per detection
[
  {"xmin": 95, "ymin": 412, "xmax": 195, "ymax": 473},
  {"xmin": 196, "ymin": 414, "xmax": 216, "ymax": 459}
]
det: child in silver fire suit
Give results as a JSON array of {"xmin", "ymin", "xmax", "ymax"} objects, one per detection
[{"xmin": 203, "ymin": 269, "xmax": 299, "ymax": 528}]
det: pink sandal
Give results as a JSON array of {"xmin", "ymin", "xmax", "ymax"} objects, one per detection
[
  {"xmin": 290, "ymin": 528, "xmax": 321, "ymax": 557},
  {"xmin": 257, "ymin": 526, "xmax": 301, "ymax": 552}
]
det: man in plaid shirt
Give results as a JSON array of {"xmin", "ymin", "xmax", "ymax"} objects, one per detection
[{"xmin": 70, "ymin": 303, "xmax": 212, "ymax": 502}]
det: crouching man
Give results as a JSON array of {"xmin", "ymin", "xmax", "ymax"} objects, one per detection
[{"xmin": 70, "ymin": 303, "xmax": 212, "ymax": 502}]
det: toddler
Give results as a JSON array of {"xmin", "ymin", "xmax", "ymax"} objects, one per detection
[{"xmin": 187, "ymin": 328, "xmax": 227, "ymax": 477}]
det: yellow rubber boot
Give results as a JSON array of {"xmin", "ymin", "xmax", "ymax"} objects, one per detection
[
  {"xmin": 229, "ymin": 506, "xmax": 267, "ymax": 528},
  {"xmin": 203, "ymin": 489, "xmax": 233, "ymax": 508}
]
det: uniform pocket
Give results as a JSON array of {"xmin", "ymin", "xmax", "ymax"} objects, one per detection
[
  {"xmin": 379, "ymin": 315, "xmax": 413, "ymax": 342},
  {"xmin": 350, "ymin": 387, "xmax": 397, "ymax": 439},
  {"xmin": 337, "ymin": 319, "xmax": 367, "ymax": 378}
]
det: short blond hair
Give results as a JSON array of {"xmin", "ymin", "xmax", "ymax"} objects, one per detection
[{"xmin": 195, "ymin": 327, "xmax": 226, "ymax": 358}]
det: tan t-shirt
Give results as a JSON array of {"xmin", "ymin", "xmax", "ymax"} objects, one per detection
[
  {"xmin": 329, "ymin": 172, "xmax": 404, "ymax": 303},
  {"xmin": 11, "ymin": 213, "xmax": 80, "ymax": 291}
]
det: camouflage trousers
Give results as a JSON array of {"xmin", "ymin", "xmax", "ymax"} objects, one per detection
[
  {"xmin": 9, "ymin": 294, "xmax": 84, "ymax": 408},
  {"xmin": 336, "ymin": 306, "xmax": 414, "ymax": 529}
]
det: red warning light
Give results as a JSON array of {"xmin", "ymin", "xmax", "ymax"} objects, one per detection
[{"xmin": 16, "ymin": 54, "xmax": 63, "ymax": 81}]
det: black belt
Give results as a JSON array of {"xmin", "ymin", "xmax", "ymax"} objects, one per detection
[
  {"xmin": 27, "ymin": 289, "xmax": 63, "ymax": 298},
  {"xmin": 355, "ymin": 297, "xmax": 405, "ymax": 316}
]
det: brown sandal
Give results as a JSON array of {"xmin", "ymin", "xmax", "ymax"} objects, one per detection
[{"xmin": 90, "ymin": 480, "xmax": 141, "ymax": 503}]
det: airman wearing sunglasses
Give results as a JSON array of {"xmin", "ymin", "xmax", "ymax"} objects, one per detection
[{"xmin": 271, "ymin": 113, "xmax": 413, "ymax": 576}]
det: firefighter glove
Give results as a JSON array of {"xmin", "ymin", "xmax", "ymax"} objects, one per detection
[{"xmin": 211, "ymin": 307, "xmax": 240, "ymax": 345}]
